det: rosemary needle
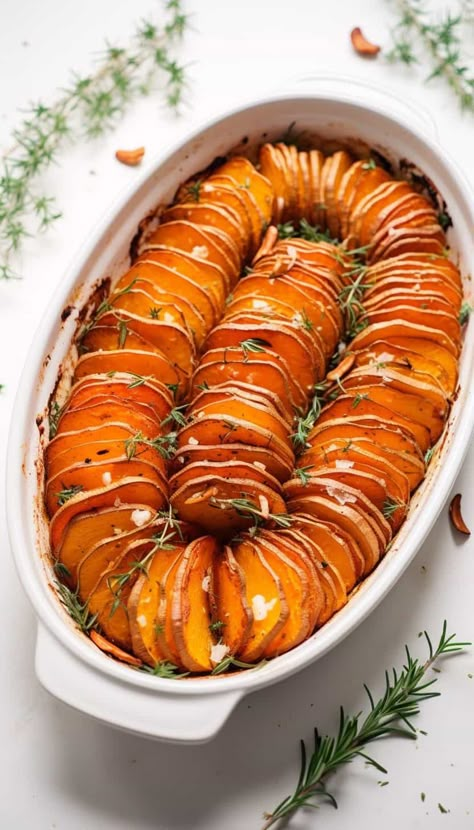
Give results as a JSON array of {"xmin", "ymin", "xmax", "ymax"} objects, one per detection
[{"xmin": 262, "ymin": 622, "xmax": 469, "ymax": 829}]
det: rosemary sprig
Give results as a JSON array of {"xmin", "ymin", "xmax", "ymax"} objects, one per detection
[
  {"xmin": 262, "ymin": 622, "xmax": 469, "ymax": 829},
  {"xmin": 291, "ymin": 382, "xmax": 328, "ymax": 452},
  {"xmin": 338, "ymin": 270, "xmax": 372, "ymax": 340},
  {"xmin": 294, "ymin": 465, "xmax": 314, "ymax": 486},
  {"xmin": 124, "ymin": 430, "xmax": 177, "ymax": 460},
  {"xmin": 211, "ymin": 655, "xmax": 268, "ymax": 675},
  {"xmin": 237, "ymin": 337, "xmax": 272, "ymax": 357},
  {"xmin": 209, "ymin": 496, "xmax": 292, "ymax": 536},
  {"xmin": 382, "ymin": 497, "xmax": 406, "ymax": 519},
  {"xmin": 0, "ymin": 1, "xmax": 188, "ymax": 279},
  {"xmin": 161, "ymin": 404, "xmax": 188, "ymax": 427},
  {"xmin": 140, "ymin": 660, "xmax": 190, "ymax": 678},
  {"xmin": 48, "ymin": 400, "xmax": 62, "ymax": 439},
  {"xmin": 56, "ymin": 483, "xmax": 83, "ymax": 506},
  {"xmin": 387, "ymin": 0, "xmax": 474, "ymax": 112},
  {"xmin": 55, "ymin": 581, "xmax": 98, "ymax": 633},
  {"xmin": 459, "ymin": 301, "xmax": 473, "ymax": 325}
]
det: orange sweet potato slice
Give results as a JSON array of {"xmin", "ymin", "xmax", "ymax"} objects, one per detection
[
  {"xmin": 171, "ymin": 536, "xmax": 220, "ymax": 672},
  {"xmin": 321, "ymin": 150, "xmax": 353, "ymax": 238},
  {"xmin": 259, "ymin": 529, "xmax": 324, "ymax": 630},
  {"xmin": 308, "ymin": 149, "xmax": 325, "ymax": 227},
  {"xmin": 361, "ymin": 307, "xmax": 460, "ymax": 352},
  {"xmin": 56, "ymin": 400, "xmax": 161, "ymax": 436},
  {"xmin": 49, "ymin": 478, "xmax": 167, "ymax": 553},
  {"xmin": 171, "ymin": 474, "xmax": 287, "ymax": 537},
  {"xmin": 351, "ymin": 319, "xmax": 458, "ymax": 360},
  {"xmin": 187, "ymin": 397, "xmax": 292, "ymax": 446},
  {"xmin": 232, "ymin": 537, "xmax": 288, "ymax": 662},
  {"xmin": 74, "ymin": 348, "xmax": 182, "ymax": 390},
  {"xmin": 279, "ymin": 527, "xmax": 347, "ymax": 619},
  {"xmin": 211, "ymin": 156, "xmax": 273, "ymax": 226},
  {"xmin": 316, "ymin": 395, "xmax": 430, "ymax": 453},
  {"xmin": 46, "ymin": 456, "xmax": 167, "ymax": 517},
  {"xmin": 67, "ymin": 374, "xmax": 174, "ymax": 419},
  {"xmin": 54, "ymin": 504, "xmax": 153, "ymax": 585},
  {"xmin": 352, "ymin": 341, "xmax": 454, "ymax": 395},
  {"xmin": 161, "ymin": 202, "xmax": 247, "ymax": 259},
  {"xmin": 287, "ymin": 494, "xmax": 381, "ymax": 576},
  {"xmin": 115, "ymin": 261, "xmax": 220, "ymax": 327},
  {"xmin": 176, "ymin": 415, "xmax": 295, "ymax": 470},
  {"xmin": 292, "ymin": 515, "xmax": 359, "ymax": 590},
  {"xmin": 169, "ymin": 460, "xmax": 283, "ymax": 497},
  {"xmin": 172, "ymin": 442, "xmax": 293, "ymax": 483},
  {"xmin": 259, "ymin": 143, "xmax": 288, "ymax": 222},
  {"xmin": 98, "ymin": 309, "xmax": 195, "ymax": 374},
  {"xmin": 89, "ymin": 630, "xmax": 142, "ymax": 666},
  {"xmin": 87, "ymin": 537, "xmax": 159, "ymax": 650},
  {"xmin": 188, "ymin": 383, "xmax": 290, "ymax": 426},
  {"xmin": 251, "ymin": 536, "xmax": 313, "ymax": 655},
  {"xmin": 143, "ymin": 219, "xmax": 240, "ymax": 280},
  {"xmin": 211, "ymin": 545, "xmax": 253, "ymax": 656},
  {"xmin": 46, "ymin": 423, "xmax": 138, "ymax": 474}
]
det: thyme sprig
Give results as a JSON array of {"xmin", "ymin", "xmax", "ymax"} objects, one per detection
[
  {"xmin": 387, "ymin": 0, "xmax": 474, "ymax": 112},
  {"xmin": 338, "ymin": 270, "xmax": 372, "ymax": 340},
  {"xmin": 0, "ymin": 1, "xmax": 188, "ymax": 279},
  {"xmin": 291, "ymin": 382, "xmax": 329, "ymax": 452},
  {"xmin": 211, "ymin": 655, "xmax": 268, "ymax": 675},
  {"xmin": 55, "ymin": 581, "xmax": 98, "ymax": 633},
  {"xmin": 140, "ymin": 660, "xmax": 190, "ymax": 678},
  {"xmin": 124, "ymin": 429, "xmax": 177, "ymax": 460},
  {"xmin": 262, "ymin": 622, "xmax": 469, "ymax": 829},
  {"xmin": 56, "ymin": 483, "xmax": 84, "ymax": 506},
  {"xmin": 276, "ymin": 219, "xmax": 336, "ymax": 244},
  {"xmin": 209, "ymin": 496, "xmax": 293, "ymax": 537}
]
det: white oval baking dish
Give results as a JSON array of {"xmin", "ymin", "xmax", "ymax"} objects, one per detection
[{"xmin": 7, "ymin": 77, "xmax": 474, "ymax": 744}]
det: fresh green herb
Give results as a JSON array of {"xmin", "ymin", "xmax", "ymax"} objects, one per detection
[
  {"xmin": 77, "ymin": 278, "xmax": 138, "ymax": 343},
  {"xmin": 209, "ymin": 620, "xmax": 226, "ymax": 633},
  {"xmin": 459, "ymin": 301, "xmax": 473, "ymax": 325},
  {"xmin": 48, "ymin": 400, "xmax": 62, "ymax": 438},
  {"xmin": 196, "ymin": 381, "xmax": 209, "ymax": 391},
  {"xmin": 277, "ymin": 222, "xmax": 296, "ymax": 239},
  {"xmin": 387, "ymin": 1, "xmax": 474, "ymax": 112},
  {"xmin": 421, "ymin": 792, "xmax": 426, "ymax": 802},
  {"xmin": 161, "ymin": 404, "xmax": 187, "ymax": 428},
  {"xmin": 362, "ymin": 158, "xmax": 377, "ymax": 170},
  {"xmin": 166, "ymin": 382, "xmax": 180, "ymax": 400},
  {"xmin": 127, "ymin": 373, "xmax": 153, "ymax": 389},
  {"xmin": 53, "ymin": 558, "xmax": 71, "ymax": 580},
  {"xmin": 56, "ymin": 483, "xmax": 83, "ymax": 506},
  {"xmin": 338, "ymin": 270, "xmax": 372, "ymax": 340},
  {"xmin": 291, "ymin": 382, "xmax": 328, "ymax": 452},
  {"xmin": 186, "ymin": 179, "xmax": 202, "ymax": 202},
  {"xmin": 299, "ymin": 218, "xmax": 337, "ymax": 244},
  {"xmin": 382, "ymin": 498, "xmax": 405, "ymax": 519},
  {"xmin": 209, "ymin": 496, "xmax": 292, "ymax": 536},
  {"xmin": 262, "ymin": 622, "xmax": 469, "ymax": 829},
  {"xmin": 424, "ymin": 446, "xmax": 435, "ymax": 464},
  {"xmin": 117, "ymin": 318, "xmax": 129, "ymax": 348},
  {"xmin": 0, "ymin": 2, "xmax": 188, "ymax": 279},
  {"xmin": 211, "ymin": 654, "xmax": 267, "ymax": 675},
  {"xmin": 437, "ymin": 211, "xmax": 452, "ymax": 231},
  {"xmin": 124, "ymin": 430, "xmax": 177, "ymax": 460},
  {"xmin": 351, "ymin": 392, "xmax": 370, "ymax": 409},
  {"xmin": 342, "ymin": 439, "xmax": 353, "ymax": 453},
  {"xmin": 154, "ymin": 623, "xmax": 164, "ymax": 636},
  {"xmin": 438, "ymin": 803, "xmax": 449, "ymax": 814},
  {"xmin": 297, "ymin": 309, "xmax": 314, "ymax": 332},
  {"xmin": 149, "ymin": 306, "xmax": 161, "ymax": 319},
  {"xmin": 140, "ymin": 660, "xmax": 190, "ymax": 678},
  {"xmin": 55, "ymin": 581, "xmax": 98, "ymax": 633},
  {"xmin": 238, "ymin": 338, "xmax": 271, "ymax": 358},
  {"xmin": 294, "ymin": 466, "xmax": 314, "ymax": 486}
]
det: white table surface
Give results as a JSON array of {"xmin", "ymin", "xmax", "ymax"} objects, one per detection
[{"xmin": 1, "ymin": 1, "xmax": 474, "ymax": 828}]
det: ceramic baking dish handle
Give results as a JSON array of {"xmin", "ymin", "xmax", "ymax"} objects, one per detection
[
  {"xmin": 278, "ymin": 72, "xmax": 439, "ymax": 142},
  {"xmin": 35, "ymin": 624, "xmax": 243, "ymax": 743}
]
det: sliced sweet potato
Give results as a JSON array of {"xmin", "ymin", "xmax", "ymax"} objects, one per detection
[
  {"xmin": 351, "ymin": 319, "xmax": 458, "ymax": 360},
  {"xmin": 308, "ymin": 149, "xmax": 325, "ymax": 227},
  {"xmin": 316, "ymin": 395, "xmax": 430, "ymax": 453},
  {"xmin": 176, "ymin": 415, "xmax": 295, "ymax": 470},
  {"xmin": 284, "ymin": 475, "xmax": 391, "ymax": 548},
  {"xmin": 252, "ymin": 536, "xmax": 312, "ymax": 655},
  {"xmin": 321, "ymin": 150, "xmax": 353, "ymax": 238},
  {"xmin": 187, "ymin": 397, "xmax": 292, "ymax": 446},
  {"xmin": 74, "ymin": 348, "xmax": 182, "ymax": 390},
  {"xmin": 46, "ymin": 456, "xmax": 167, "ymax": 517},
  {"xmin": 286, "ymin": 494, "xmax": 380, "ymax": 575},
  {"xmin": 55, "ymin": 504, "xmax": 153, "ymax": 584},
  {"xmin": 259, "ymin": 143, "xmax": 289, "ymax": 222},
  {"xmin": 188, "ymin": 383, "xmax": 291, "ymax": 426},
  {"xmin": 360, "ymin": 307, "xmax": 460, "ymax": 352},
  {"xmin": 161, "ymin": 202, "xmax": 247, "ymax": 259},
  {"xmin": 46, "ymin": 423, "xmax": 138, "ymax": 473},
  {"xmin": 352, "ymin": 340, "xmax": 454, "ymax": 395},
  {"xmin": 259, "ymin": 529, "xmax": 324, "ymax": 632},
  {"xmin": 143, "ymin": 220, "xmax": 240, "ymax": 280},
  {"xmin": 67, "ymin": 374, "xmax": 174, "ymax": 419},
  {"xmin": 211, "ymin": 545, "xmax": 253, "ymax": 656},
  {"xmin": 115, "ymin": 261, "xmax": 220, "ymax": 327},
  {"xmin": 292, "ymin": 515, "xmax": 358, "ymax": 590},
  {"xmin": 171, "ymin": 536, "xmax": 219, "ymax": 672},
  {"xmin": 171, "ymin": 474, "xmax": 287, "ymax": 537},
  {"xmin": 87, "ymin": 537, "xmax": 158, "ymax": 650},
  {"xmin": 49, "ymin": 478, "xmax": 167, "ymax": 553},
  {"xmin": 57, "ymin": 400, "xmax": 161, "ymax": 436},
  {"xmin": 172, "ymin": 442, "xmax": 293, "ymax": 483},
  {"xmin": 232, "ymin": 537, "xmax": 288, "ymax": 662},
  {"xmin": 169, "ymin": 460, "xmax": 283, "ymax": 497},
  {"xmin": 141, "ymin": 231, "xmax": 236, "ymax": 295}
]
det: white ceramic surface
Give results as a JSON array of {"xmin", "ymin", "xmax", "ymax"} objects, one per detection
[{"xmin": 7, "ymin": 80, "xmax": 474, "ymax": 743}]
